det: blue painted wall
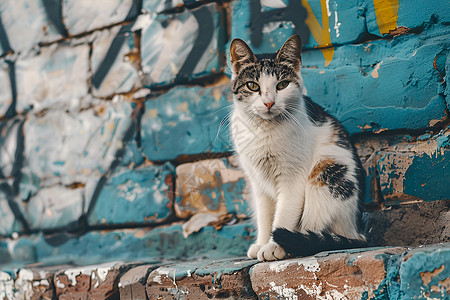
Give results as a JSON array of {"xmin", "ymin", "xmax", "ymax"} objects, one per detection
[{"xmin": 0, "ymin": 0, "xmax": 448, "ymax": 272}]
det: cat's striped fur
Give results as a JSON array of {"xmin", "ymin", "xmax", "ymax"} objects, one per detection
[{"xmin": 229, "ymin": 35, "xmax": 366, "ymax": 261}]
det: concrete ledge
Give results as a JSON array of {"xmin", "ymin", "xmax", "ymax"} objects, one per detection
[{"xmin": 1, "ymin": 243, "xmax": 448, "ymax": 299}]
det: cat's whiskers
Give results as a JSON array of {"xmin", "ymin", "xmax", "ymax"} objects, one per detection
[{"xmin": 214, "ymin": 110, "xmax": 234, "ymax": 144}]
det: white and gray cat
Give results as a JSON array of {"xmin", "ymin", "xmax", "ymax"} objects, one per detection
[{"xmin": 229, "ymin": 35, "xmax": 366, "ymax": 261}]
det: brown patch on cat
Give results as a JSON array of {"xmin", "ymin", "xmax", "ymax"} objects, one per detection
[{"xmin": 309, "ymin": 159, "xmax": 336, "ymax": 186}]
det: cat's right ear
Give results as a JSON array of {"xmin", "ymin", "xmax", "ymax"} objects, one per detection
[{"xmin": 230, "ymin": 39, "xmax": 256, "ymax": 73}]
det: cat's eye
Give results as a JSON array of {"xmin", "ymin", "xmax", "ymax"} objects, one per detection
[
  {"xmin": 276, "ymin": 80, "xmax": 289, "ymax": 90},
  {"xmin": 246, "ymin": 81, "xmax": 260, "ymax": 92}
]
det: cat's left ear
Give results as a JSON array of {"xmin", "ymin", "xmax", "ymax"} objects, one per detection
[{"xmin": 276, "ymin": 35, "xmax": 302, "ymax": 72}]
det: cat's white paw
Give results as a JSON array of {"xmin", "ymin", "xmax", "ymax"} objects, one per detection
[
  {"xmin": 247, "ymin": 243, "xmax": 263, "ymax": 259},
  {"xmin": 257, "ymin": 242, "xmax": 286, "ymax": 261}
]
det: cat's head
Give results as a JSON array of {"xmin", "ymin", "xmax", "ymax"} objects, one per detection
[{"xmin": 229, "ymin": 35, "xmax": 303, "ymax": 121}]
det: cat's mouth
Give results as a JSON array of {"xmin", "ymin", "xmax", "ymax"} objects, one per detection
[{"xmin": 256, "ymin": 109, "xmax": 282, "ymax": 120}]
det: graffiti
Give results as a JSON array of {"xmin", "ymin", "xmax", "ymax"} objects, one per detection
[
  {"xmin": 249, "ymin": 0, "xmax": 310, "ymax": 47},
  {"xmin": 301, "ymin": 0, "xmax": 334, "ymax": 66},
  {"xmin": 175, "ymin": 5, "xmax": 214, "ymax": 84},
  {"xmin": 41, "ymin": 0, "xmax": 69, "ymax": 37},
  {"xmin": 373, "ymin": 0, "xmax": 399, "ymax": 35},
  {"xmin": 91, "ymin": 0, "xmax": 140, "ymax": 89},
  {"xmin": 0, "ymin": 118, "xmax": 28, "ymax": 232}
]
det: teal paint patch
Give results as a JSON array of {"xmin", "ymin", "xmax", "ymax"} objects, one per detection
[
  {"xmin": 88, "ymin": 163, "xmax": 175, "ymax": 226},
  {"xmin": 153, "ymin": 257, "xmax": 256, "ymax": 282},
  {"xmin": 418, "ymin": 134, "xmax": 432, "ymax": 141},
  {"xmin": 1, "ymin": 222, "xmax": 255, "ymax": 267},
  {"xmin": 302, "ymin": 27, "xmax": 449, "ymax": 134},
  {"xmin": 403, "ymin": 150, "xmax": 450, "ymax": 201},
  {"xmin": 141, "ymin": 84, "xmax": 233, "ymax": 161},
  {"xmin": 399, "ymin": 245, "xmax": 450, "ymax": 299}
]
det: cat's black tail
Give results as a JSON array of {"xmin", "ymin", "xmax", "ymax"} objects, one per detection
[{"xmin": 272, "ymin": 228, "xmax": 367, "ymax": 258}]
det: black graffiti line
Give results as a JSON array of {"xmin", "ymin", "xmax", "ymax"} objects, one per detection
[
  {"xmin": 41, "ymin": 0, "xmax": 69, "ymax": 37},
  {"xmin": 91, "ymin": 0, "xmax": 140, "ymax": 89},
  {"xmin": 0, "ymin": 14, "xmax": 12, "ymax": 54},
  {"xmin": 4, "ymin": 60, "xmax": 17, "ymax": 119},
  {"xmin": 0, "ymin": 118, "xmax": 30, "ymax": 233},
  {"xmin": 249, "ymin": 0, "xmax": 310, "ymax": 47},
  {"xmin": 174, "ymin": 5, "xmax": 214, "ymax": 84}
]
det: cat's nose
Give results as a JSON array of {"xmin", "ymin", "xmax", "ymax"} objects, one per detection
[{"xmin": 264, "ymin": 102, "xmax": 275, "ymax": 110}]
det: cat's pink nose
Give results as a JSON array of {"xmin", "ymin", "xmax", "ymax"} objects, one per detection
[{"xmin": 265, "ymin": 102, "xmax": 275, "ymax": 109}]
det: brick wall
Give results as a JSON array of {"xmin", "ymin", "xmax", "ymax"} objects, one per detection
[{"xmin": 0, "ymin": 0, "xmax": 449, "ymax": 267}]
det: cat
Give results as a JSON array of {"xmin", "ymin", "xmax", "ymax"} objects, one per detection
[{"xmin": 229, "ymin": 35, "xmax": 366, "ymax": 261}]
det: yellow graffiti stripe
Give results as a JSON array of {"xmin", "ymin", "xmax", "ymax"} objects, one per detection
[
  {"xmin": 373, "ymin": 0, "xmax": 399, "ymax": 35},
  {"xmin": 301, "ymin": 0, "xmax": 334, "ymax": 66}
]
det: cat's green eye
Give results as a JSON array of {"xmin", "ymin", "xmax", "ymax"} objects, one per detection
[
  {"xmin": 276, "ymin": 80, "xmax": 289, "ymax": 90},
  {"xmin": 246, "ymin": 81, "xmax": 260, "ymax": 92}
]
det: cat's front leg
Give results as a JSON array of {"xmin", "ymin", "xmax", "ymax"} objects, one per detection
[
  {"xmin": 247, "ymin": 189, "xmax": 275, "ymax": 259},
  {"xmin": 257, "ymin": 181, "xmax": 305, "ymax": 261}
]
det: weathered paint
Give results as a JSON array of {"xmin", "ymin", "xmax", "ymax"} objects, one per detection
[
  {"xmin": 91, "ymin": 25, "xmax": 141, "ymax": 98},
  {"xmin": 0, "ymin": 59, "xmax": 12, "ymax": 117},
  {"xmin": 140, "ymin": 3, "xmax": 226, "ymax": 87},
  {"xmin": 0, "ymin": 1, "xmax": 62, "ymax": 54},
  {"xmin": 26, "ymin": 185, "xmax": 84, "ymax": 230},
  {"xmin": 141, "ymin": 82, "xmax": 233, "ymax": 161},
  {"xmin": 62, "ymin": 0, "xmax": 138, "ymax": 36},
  {"xmin": 302, "ymin": 27, "xmax": 449, "ymax": 134},
  {"xmin": 119, "ymin": 264, "xmax": 158, "ymax": 300},
  {"xmin": 15, "ymin": 42, "xmax": 90, "ymax": 114},
  {"xmin": 146, "ymin": 258, "xmax": 257, "ymax": 299},
  {"xmin": 175, "ymin": 157, "xmax": 250, "ymax": 223},
  {"xmin": 375, "ymin": 128, "xmax": 449, "ymax": 204},
  {"xmin": 0, "ymin": 222, "xmax": 254, "ymax": 267},
  {"xmin": 250, "ymin": 247, "xmax": 407, "ymax": 300},
  {"xmin": 366, "ymin": 0, "xmax": 450, "ymax": 37},
  {"xmin": 22, "ymin": 102, "xmax": 133, "ymax": 187},
  {"xmin": 230, "ymin": 0, "xmax": 365, "ymax": 54},
  {"xmin": 88, "ymin": 163, "xmax": 175, "ymax": 226}
]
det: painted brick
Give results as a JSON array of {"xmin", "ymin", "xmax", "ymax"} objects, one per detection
[
  {"xmin": 142, "ymin": 0, "xmax": 211, "ymax": 13},
  {"xmin": 62, "ymin": 0, "xmax": 139, "ymax": 36},
  {"xmin": 119, "ymin": 264, "xmax": 156, "ymax": 300},
  {"xmin": 88, "ymin": 163, "xmax": 175, "ymax": 226},
  {"xmin": 0, "ymin": 59, "xmax": 12, "ymax": 117},
  {"xmin": 13, "ymin": 269, "xmax": 54, "ymax": 300},
  {"xmin": 15, "ymin": 42, "xmax": 90, "ymax": 114},
  {"xmin": 5, "ymin": 222, "xmax": 254, "ymax": 266},
  {"xmin": 141, "ymin": 81, "xmax": 232, "ymax": 161},
  {"xmin": 54, "ymin": 261, "xmax": 135, "ymax": 300},
  {"xmin": 366, "ymin": 0, "xmax": 450, "ymax": 37},
  {"xmin": 175, "ymin": 157, "xmax": 250, "ymax": 224},
  {"xmin": 230, "ymin": 0, "xmax": 366, "ymax": 54},
  {"xmin": 0, "ymin": 197, "xmax": 22, "ymax": 236},
  {"xmin": 25, "ymin": 185, "xmax": 84, "ymax": 231},
  {"xmin": 0, "ymin": 271, "xmax": 14, "ymax": 300},
  {"xmin": 146, "ymin": 258, "xmax": 257, "ymax": 299},
  {"xmin": 375, "ymin": 128, "xmax": 449, "ymax": 205},
  {"xmin": 301, "ymin": 27, "xmax": 448, "ymax": 134},
  {"xmin": 22, "ymin": 102, "xmax": 133, "ymax": 188},
  {"xmin": 91, "ymin": 26, "xmax": 141, "ymax": 98},
  {"xmin": 250, "ymin": 247, "xmax": 407, "ymax": 299},
  {"xmin": 140, "ymin": 3, "xmax": 225, "ymax": 87},
  {"xmin": 0, "ymin": 1, "xmax": 62, "ymax": 54},
  {"xmin": 384, "ymin": 243, "xmax": 450, "ymax": 299},
  {"xmin": 0, "ymin": 117, "xmax": 23, "ymax": 180}
]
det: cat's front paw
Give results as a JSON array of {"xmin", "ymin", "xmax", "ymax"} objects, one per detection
[
  {"xmin": 257, "ymin": 242, "xmax": 286, "ymax": 261},
  {"xmin": 247, "ymin": 243, "xmax": 263, "ymax": 259}
]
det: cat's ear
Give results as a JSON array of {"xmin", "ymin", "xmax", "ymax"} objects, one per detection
[
  {"xmin": 230, "ymin": 38, "xmax": 256, "ymax": 73},
  {"xmin": 276, "ymin": 35, "xmax": 302, "ymax": 71}
]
